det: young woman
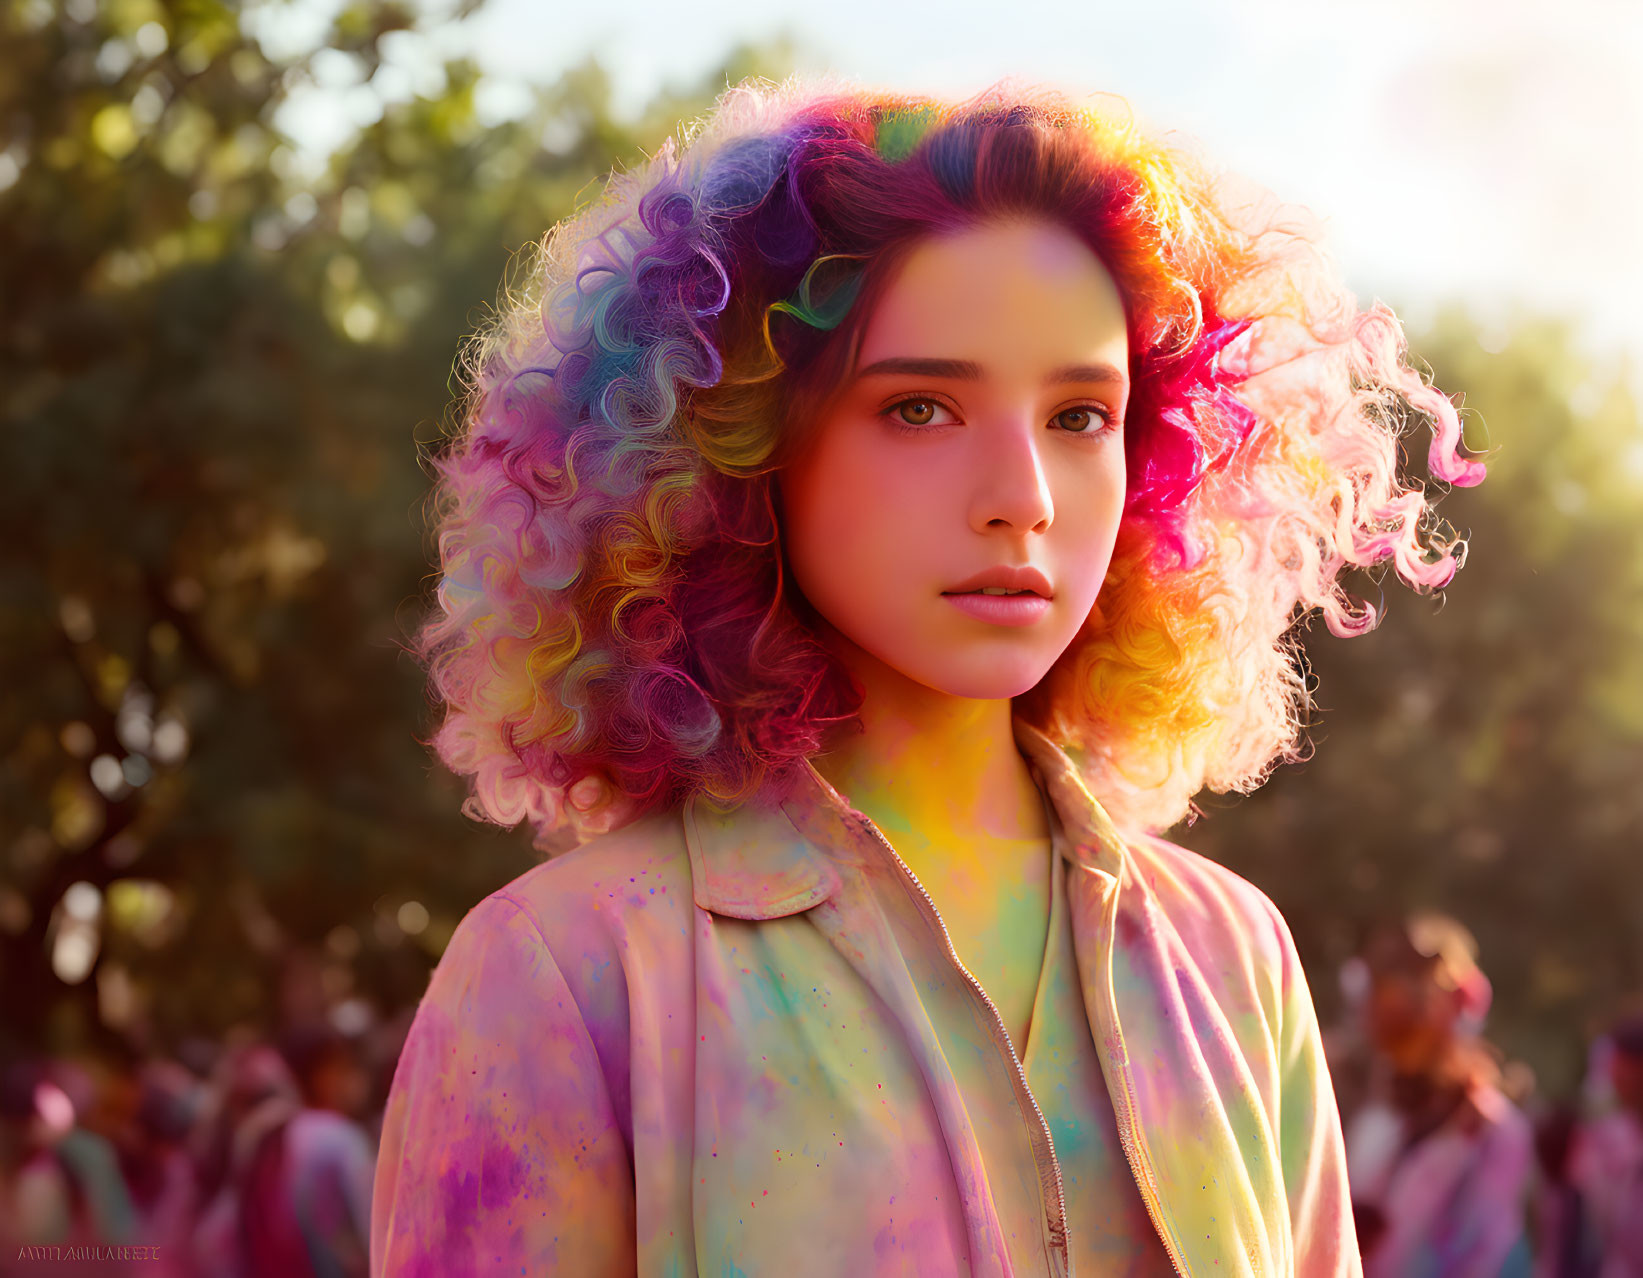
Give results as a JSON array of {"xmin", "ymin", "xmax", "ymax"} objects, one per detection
[{"xmin": 370, "ymin": 77, "xmax": 1483, "ymax": 1276}]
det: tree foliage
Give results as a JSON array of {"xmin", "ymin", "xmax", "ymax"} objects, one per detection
[{"xmin": 0, "ymin": 0, "xmax": 796, "ymax": 1048}]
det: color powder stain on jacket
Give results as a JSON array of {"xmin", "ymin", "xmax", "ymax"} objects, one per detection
[{"xmin": 370, "ymin": 718, "xmax": 1361, "ymax": 1277}]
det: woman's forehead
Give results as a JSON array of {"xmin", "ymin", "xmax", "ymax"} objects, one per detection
[{"xmin": 848, "ymin": 221, "xmax": 1129, "ymax": 378}]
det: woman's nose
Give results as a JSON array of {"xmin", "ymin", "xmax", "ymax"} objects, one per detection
[{"xmin": 966, "ymin": 417, "xmax": 1055, "ymax": 535}]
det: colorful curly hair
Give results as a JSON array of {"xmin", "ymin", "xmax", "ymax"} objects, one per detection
[{"xmin": 414, "ymin": 74, "xmax": 1484, "ymax": 847}]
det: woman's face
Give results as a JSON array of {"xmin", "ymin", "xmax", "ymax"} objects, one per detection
[
  {"xmin": 1367, "ymin": 968, "xmax": 1454, "ymax": 1065},
  {"xmin": 776, "ymin": 217, "xmax": 1130, "ymax": 701}
]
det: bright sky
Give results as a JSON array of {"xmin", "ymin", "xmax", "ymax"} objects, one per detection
[{"xmin": 268, "ymin": 0, "xmax": 1643, "ymax": 386}]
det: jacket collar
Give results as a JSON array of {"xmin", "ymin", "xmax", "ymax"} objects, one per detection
[{"xmin": 684, "ymin": 716, "xmax": 1129, "ymax": 920}]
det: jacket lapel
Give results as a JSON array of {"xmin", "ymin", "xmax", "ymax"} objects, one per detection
[
  {"xmin": 1020, "ymin": 724, "xmax": 1283, "ymax": 1277},
  {"xmin": 800, "ymin": 870, "xmax": 1019, "ymax": 1278},
  {"xmin": 683, "ymin": 790, "xmax": 841, "ymax": 920}
]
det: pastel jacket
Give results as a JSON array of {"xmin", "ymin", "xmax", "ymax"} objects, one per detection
[{"xmin": 371, "ymin": 719, "xmax": 1360, "ymax": 1277}]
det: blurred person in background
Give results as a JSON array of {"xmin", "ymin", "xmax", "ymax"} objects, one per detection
[
  {"xmin": 1530, "ymin": 1101, "xmax": 1602, "ymax": 1278},
  {"xmin": 62, "ymin": 1040, "xmax": 146, "ymax": 1186},
  {"xmin": 0, "ymin": 1057, "xmax": 138, "ymax": 1252},
  {"xmin": 1565, "ymin": 1015, "xmax": 1643, "ymax": 1275},
  {"xmin": 282, "ymin": 1020, "xmax": 374, "ymax": 1124},
  {"xmin": 192, "ymin": 1041, "xmax": 312, "ymax": 1277},
  {"xmin": 129, "ymin": 1059, "xmax": 208, "ymax": 1278},
  {"xmin": 193, "ymin": 1033, "xmax": 374, "ymax": 1278},
  {"xmin": 275, "ymin": 1021, "xmax": 377, "ymax": 1274},
  {"xmin": 1, "ymin": 1059, "xmax": 76, "ymax": 1251},
  {"xmin": 1347, "ymin": 912, "xmax": 1533, "ymax": 1277}
]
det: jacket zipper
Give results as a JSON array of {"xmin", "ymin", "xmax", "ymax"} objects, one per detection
[
  {"xmin": 1076, "ymin": 877, "xmax": 1191, "ymax": 1276},
  {"xmin": 855, "ymin": 815, "xmax": 1071, "ymax": 1276}
]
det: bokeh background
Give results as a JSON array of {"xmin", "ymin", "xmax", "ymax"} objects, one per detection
[{"xmin": 4, "ymin": 0, "xmax": 1641, "ymax": 1145}]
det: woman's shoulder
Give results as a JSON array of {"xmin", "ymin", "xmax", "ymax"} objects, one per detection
[
  {"xmin": 416, "ymin": 806, "xmax": 694, "ymax": 1011},
  {"xmin": 409, "ymin": 806, "xmax": 696, "ymax": 1082},
  {"xmin": 1124, "ymin": 829, "xmax": 1290, "ymax": 949},
  {"xmin": 1115, "ymin": 830, "xmax": 1305, "ymax": 1023},
  {"xmin": 483, "ymin": 805, "xmax": 696, "ymax": 950}
]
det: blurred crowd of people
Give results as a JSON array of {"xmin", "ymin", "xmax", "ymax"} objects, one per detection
[
  {"xmin": 1332, "ymin": 913, "xmax": 1643, "ymax": 1277},
  {"xmin": 0, "ymin": 1014, "xmax": 404, "ymax": 1277},
  {"xmin": 4, "ymin": 915, "xmax": 1643, "ymax": 1276}
]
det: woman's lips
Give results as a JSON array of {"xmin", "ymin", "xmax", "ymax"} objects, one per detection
[{"xmin": 942, "ymin": 591, "xmax": 1052, "ymax": 627}]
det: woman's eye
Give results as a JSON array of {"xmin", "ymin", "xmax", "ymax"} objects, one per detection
[
  {"xmin": 1055, "ymin": 407, "xmax": 1110, "ymax": 434},
  {"xmin": 890, "ymin": 398, "xmax": 944, "ymax": 428}
]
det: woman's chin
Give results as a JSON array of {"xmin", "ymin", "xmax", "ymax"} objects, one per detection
[{"xmin": 906, "ymin": 657, "xmax": 1056, "ymax": 703}]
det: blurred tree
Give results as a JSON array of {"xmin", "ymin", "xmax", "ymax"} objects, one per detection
[
  {"xmin": 1176, "ymin": 310, "xmax": 1643, "ymax": 1097},
  {"xmin": 0, "ymin": 0, "xmax": 797, "ymax": 1050}
]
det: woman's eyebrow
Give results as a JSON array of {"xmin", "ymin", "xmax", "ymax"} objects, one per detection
[{"xmin": 852, "ymin": 356, "xmax": 1127, "ymax": 386}]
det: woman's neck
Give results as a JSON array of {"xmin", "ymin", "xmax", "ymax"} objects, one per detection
[{"xmin": 806, "ymin": 628, "xmax": 1050, "ymax": 854}]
